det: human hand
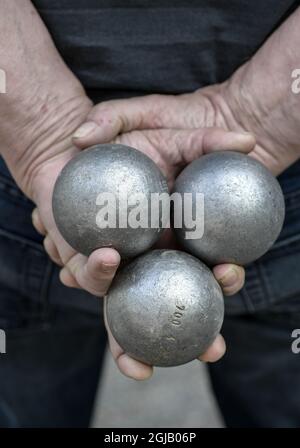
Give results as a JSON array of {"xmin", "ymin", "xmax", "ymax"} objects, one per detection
[
  {"xmin": 71, "ymin": 122, "xmax": 253, "ymax": 378},
  {"xmin": 72, "ymin": 57, "xmax": 300, "ymax": 177},
  {"xmin": 35, "ymin": 169, "xmax": 243, "ymax": 380},
  {"xmin": 34, "ymin": 126, "xmax": 249, "ymax": 380}
]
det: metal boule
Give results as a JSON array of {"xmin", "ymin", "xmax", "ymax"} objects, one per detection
[
  {"xmin": 52, "ymin": 144, "xmax": 169, "ymax": 258},
  {"xmin": 172, "ymin": 151, "xmax": 285, "ymax": 265},
  {"xmin": 106, "ymin": 249, "xmax": 224, "ymax": 367}
]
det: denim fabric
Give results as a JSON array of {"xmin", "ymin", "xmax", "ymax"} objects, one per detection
[
  {"xmin": 207, "ymin": 163, "xmax": 300, "ymax": 428},
  {"xmin": 0, "ymin": 160, "xmax": 107, "ymax": 427},
  {"xmin": 0, "ymin": 304, "xmax": 106, "ymax": 427},
  {"xmin": 208, "ymin": 309, "xmax": 300, "ymax": 427},
  {"xmin": 226, "ymin": 160, "xmax": 300, "ymax": 315},
  {"xmin": 0, "ymin": 163, "xmax": 100, "ymax": 316}
]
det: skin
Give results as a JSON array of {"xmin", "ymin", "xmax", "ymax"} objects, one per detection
[{"xmin": 31, "ymin": 128, "xmax": 250, "ymax": 380}]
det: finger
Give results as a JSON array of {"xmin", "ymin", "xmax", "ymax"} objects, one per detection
[
  {"xmin": 60, "ymin": 266, "xmax": 81, "ymax": 288},
  {"xmin": 72, "ymin": 94, "xmax": 256, "ymax": 153},
  {"xmin": 73, "ymin": 119, "xmax": 121, "ymax": 148},
  {"xmin": 116, "ymin": 352, "xmax": 154, "ymax": 381},
  {"xmin": 172, "ymin": 128, "xmax": 255, "ymax": 165},
  {"xmin": 32, "ymin": 208, "xmax": 47, "ymax": 236},
  {"xmin": 213, "ymin": 264, "xmax": 245, "ymax": 296},
  {"xmin": 111, "ymin": 127, "xmax": 208, "ymax": 184},
  {"xmin": 202, "ymin": 129, "xmax": 256, "ymax": 155},
  {"xmin": 65, "ymin": 248, "xmax": 121, "ymax": 296},
  {"xmin": 104, "ymin": 299, "xmax": 153, "ymax": 380},
  {"xmin": 72, "ymin": 93, "xmax": 256, "ymax": 151},
  {"xmin": 72, "ymin": 94, "xmax": 177, "ymax": 148},
  {"xmin": 198, "ymin": 334, "xmax": 226, "ymax": 363},
  {"xmin": 113, "ymin": 128, "xmax": 255, "ymax": 179},
  {"xmin": 43, "ymin": 235, "xmax": 64, "ymax": 266}
]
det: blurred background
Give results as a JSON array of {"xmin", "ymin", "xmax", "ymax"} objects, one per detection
[{"xmin": 92, "ymin": 349, "xmax": 223, "ymax": 428}]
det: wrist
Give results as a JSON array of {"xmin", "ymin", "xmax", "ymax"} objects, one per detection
[
  {"xmin": 1, "ymin": 87, "xmax": 92, "ymax": 199},
  {"xmin": 212, "ymin": 63, "xmax": 300, "ymax": 174}
]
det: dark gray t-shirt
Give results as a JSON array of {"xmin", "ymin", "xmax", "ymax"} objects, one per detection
[{"xmin": 32, "ymin": 0, "xmax": 299, "ymax": 102}]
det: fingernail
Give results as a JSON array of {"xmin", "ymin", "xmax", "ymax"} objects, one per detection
[
  {"xmin": 73, "ymin": 121, "xmax": 97, "ymax": 139},
  {"xmin": 102, "ymin": 263, "xmax": 118, "ymax": 273},
  {"xmin": 239, "ymin": 132, "xmax": 254, "ymax": 139},
  {"xmin": 217, "ymin": 266, "xmax": 239, "ymax": 288}
]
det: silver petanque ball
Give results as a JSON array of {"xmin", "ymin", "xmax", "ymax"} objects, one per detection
[
  {"xmin": 106, "ymin": 249, "xmax": 224, "ymax": 367},
  {"xmin": 52, "ymin": 144, "xmax": 169, "ymax": 258},
  {"xmin": 173, "ymin": 151, "xmax": 285, "ymax": 266}
]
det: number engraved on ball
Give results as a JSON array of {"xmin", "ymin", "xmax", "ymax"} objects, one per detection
[
  {"xmin": 163, "ymin": 304, "xmax": 187, "ymax": 345},
  {"xmin": 171, "ymin": 303, "xmax": 186, "ymax": 326}
]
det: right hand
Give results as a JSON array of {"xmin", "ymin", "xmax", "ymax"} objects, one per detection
[{"xmin": 31, "ymin": 126, "xmax": 250, "ymax": 380}]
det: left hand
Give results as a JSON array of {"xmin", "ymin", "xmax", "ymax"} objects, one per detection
[
  {"xmin": 72, "ymin": 69, "xmax": 299, "ymax": 177},
  {"xmin": 34, "ymin": 125, "xmax": 251, "ymax": 380},
  {"xmin": 73, "ymin": 106, "xmax": 256, "ymax": 187}
]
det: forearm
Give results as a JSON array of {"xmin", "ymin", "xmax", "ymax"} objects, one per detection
[
  {"xmin": 0, "ymin": 0, "xmax": 92, "ymax": 197},
  {"xmin": 219, "ymin": 7, "xmax": 300, "ymax": 170}
]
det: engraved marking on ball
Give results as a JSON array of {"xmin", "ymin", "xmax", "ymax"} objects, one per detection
[{"xmin": 171, "ymin": 304, "xmax": 186, "ymax": 326}]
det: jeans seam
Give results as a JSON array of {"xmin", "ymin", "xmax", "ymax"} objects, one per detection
[
  {"xmin": 284, "ymin": 189, "xmax": 300, "ymax": 199},
  {"xmin": 39, "ymin": 258, "xmax": 55, "ymax": 324},
  {"xmin": 256, "ymin": 261, "xmax": 272, "ymax": 307},
  {"xmin": 271, "ymin": 234, "xmax": 300, "ymax": 250},
  {"xmin": 240, "ymin": 263, "xmax": 270, "ymax": 313},
  {"xmin": 0, "ymin": 227, "xmax": 43, "ymax": 252},
  {"xmin": 240, "ymin": 286, "xmax": 256, "ymax": 313}
]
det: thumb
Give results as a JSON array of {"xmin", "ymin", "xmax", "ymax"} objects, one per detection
[{"xmin": 72, "ymin": 94, "xmax": 181, "ymax": 149}]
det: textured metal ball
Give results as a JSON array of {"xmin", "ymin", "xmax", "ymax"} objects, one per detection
[
  {"xmin": 52, "ymin": 144, "xmax": 168, "ymax": 258},
  {"xmin": 106, "ymin": 249, "xmax": 224, "ymax": 367},
  {"xmin": 173, "ymin": 151, "xmax": 285, "ymax": 265}
]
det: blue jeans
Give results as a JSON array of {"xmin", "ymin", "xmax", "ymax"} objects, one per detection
[
  {"xmin": 0, "ymin": 159, "xmax": 106, "ymax": 427},
  {"xmin": 0, "ymin": 155, "xmax": 300, "ymax": 427}
]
